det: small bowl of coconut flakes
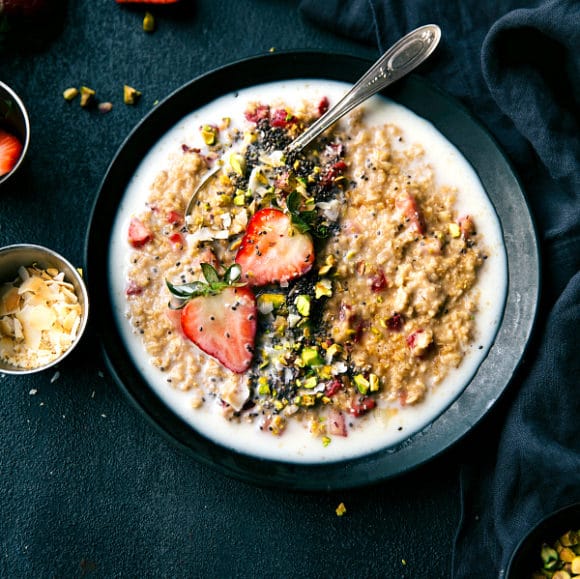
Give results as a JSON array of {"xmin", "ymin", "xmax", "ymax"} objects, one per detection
[{"xmin": 0, "ymin": 244, "xmax": 89, "ymax": 374}]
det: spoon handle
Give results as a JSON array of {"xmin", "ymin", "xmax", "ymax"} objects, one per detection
[{"xmin": 284, "ymin": 24, "xmax": 441, "ymax": 156}]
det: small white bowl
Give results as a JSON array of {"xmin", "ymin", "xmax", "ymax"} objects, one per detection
[
  {"xmin": 0, "ymin": 81, "xmax": 30, "ymax": 186},
  {"xmin": 0, "ymin": 244, "xmax": 89, "ymax": 374}
]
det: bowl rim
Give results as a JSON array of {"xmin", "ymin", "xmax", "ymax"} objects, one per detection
[
  {"xmin": 0, "ymin": 243, "xmax": 89, "ymax": 375},
  {"xmin": 0, "ymin": 80, "xmax": 31, "ymax": 185}
]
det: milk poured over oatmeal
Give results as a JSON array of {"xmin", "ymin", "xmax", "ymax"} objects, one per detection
[{"xmin": 109, "ymin": 80, "xmax": 507, "ymax": 463}]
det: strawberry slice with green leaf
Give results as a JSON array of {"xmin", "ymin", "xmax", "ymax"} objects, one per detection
[
  {"xmin": 0, "ymin": 128, "xmax": 23, "ymax": 177},
  {"xmin": 167, "ymin": 264, "xmax": 257, "ymax": 373},
  {"xmin": 235, "ymin": 207, "xmax": 315, "ymax": 287}
]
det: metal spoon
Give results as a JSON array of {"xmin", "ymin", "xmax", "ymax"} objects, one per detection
[
  {"xmin": 285, "ymin": 24, "xmax": 441, "ymax": 156},
  {"xmin": 185, "ymin": 24, "xmax": 441, "ymax": 218}
]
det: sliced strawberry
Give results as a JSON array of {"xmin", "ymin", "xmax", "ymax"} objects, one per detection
[
  {"xmin": 327, "ymin": 409, "xmax": 347, "ymax": 436},
  {"xmin": 180, "ymin": 286, "xmax": 257, "ymax": 373},
  {"xmin": 349, "ymin": 396, "xmax": 376, "ymax": 417},
  {"xmin": 396, "ymin": 191, "xmax": 425, "ymax": 234},
  {"xmin": 128, "ymin": 217, "xmax": 152, "ymax": 247},
  {"xmin": 166, "ymin": 210, "xmax": 183, "ymax": 226},
  {"xmin": 235, "ymin": 208, "xmax": 314, "ymax": 286},
  {"xmin": 0, "ymin": 128, "xmax": 23, "ymax": 177}
]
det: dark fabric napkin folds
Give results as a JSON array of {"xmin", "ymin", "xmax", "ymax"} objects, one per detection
[{"xmin": 299, "ymin": 0, "xmax": 580, "ymax": 576}]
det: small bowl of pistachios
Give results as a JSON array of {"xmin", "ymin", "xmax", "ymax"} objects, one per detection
[
  {"xmin": 0, "ymin": 81, "xmax": 30, "ymax": 186},
  {"xmin": 0, "ymin": 244, "xmax": 89, "ymax": 374},
  {"xmin": 507, "ymin": 503, "xmax": 580, "ymax": 579}
]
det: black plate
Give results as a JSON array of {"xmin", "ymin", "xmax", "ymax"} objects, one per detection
[{"xmin": 85, "ymin": 51, "xmax": 540, "ymax": 490}]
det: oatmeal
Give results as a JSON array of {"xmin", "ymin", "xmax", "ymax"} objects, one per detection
[{"xmin": 121, "ymin": 83, "xmax": 490, "ymax": 453}]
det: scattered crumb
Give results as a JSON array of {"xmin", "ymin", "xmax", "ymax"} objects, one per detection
[
  {"xmin": 335, "ymin": 502, "xmax": 347, "ymax": 517},
  {"xmin": 29, "ymin": 388, "xmax": 38, "ymax": 396},
  {"xmin": 50, "ymin": 371, "xmax": 60, "ymax": 383}
]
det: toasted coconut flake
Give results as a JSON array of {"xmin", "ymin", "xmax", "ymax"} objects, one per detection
[{"xmin": 0, "ymin": 266, "xmax": 82, "ymax": 369}]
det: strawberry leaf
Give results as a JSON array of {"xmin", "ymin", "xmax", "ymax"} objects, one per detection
[
  {"xmin": 167, "ymin": 262, "xmax": 247, "ymax": 308},
  {"xmin": 201, "ymin": 263, "xmax": 220, "ymax": 284}
]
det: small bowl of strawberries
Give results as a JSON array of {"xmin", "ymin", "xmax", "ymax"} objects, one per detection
[{"xmin": 0, "ymin": 81, "xmax": 30, "ymax": 186}]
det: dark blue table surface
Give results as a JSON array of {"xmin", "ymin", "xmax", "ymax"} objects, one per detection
[{"xmin": 0, "ymin": 2, "xmax": 492, "ymax": 576}]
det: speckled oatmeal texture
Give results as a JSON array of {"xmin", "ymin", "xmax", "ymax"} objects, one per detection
[{"xmin": 124, "ymin": 99, "xmax": 485, "ymax": 435}]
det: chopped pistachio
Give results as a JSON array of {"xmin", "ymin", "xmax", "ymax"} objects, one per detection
[
  {"xmin": 322, "ymin": 436, "xmax": 331, "ymax": 447},
  {"xmin": 257, "ymin": 293, "xmax": 286, "ymax": 315},
  {"xmin": 79, "ymin": 86, "xmax": 95, "ymax": 108},
  {"xmin": 449, "ymin": 222, "xmax": 461, "ymax": 238},
  {"xmin": 353, "ymin": 374, "xmax": 370, "ymax": 395},
  {"xmin": 295, "ymin": 294, "xmax": 311, "ymax": 317},
  {"xmin": 201, "ymin": 124, "xmax": 218, "ymax": 145},
  {"xmin": 300, "ymin": 393, "xmax": 316, "ymax": 406},
  {"xmin": 301, "ymin": 347, "xmax": 323, "ymax": 367},
  {"xmin": 326, "ymin": 343, "xmax": 342, "ymax": 360},
  {"xmin": 302, "ymin": 377, "xmax": 318, "ymax": 390},
  {"xmin": 315, "ymin": 278, "xmax": 333, "ymax": 299},
  {"xmin": 542, "ymin": 545, "xmax": 559, "ymax": 568},
  {"xmin": 318, "ymin": 254, "xmax": 336, "ymax": 275},
  {"xmin": 229, "ymin": 153, "xmax": 246, "ymax": 176},
  {"xmin": 369, "ymin": 373, "xmax": 380, "ymax": 392},
  {"xmin": 63, "ymin": 87, "xmax": 79, "ymax": 102},
  {"xmin": 233, "ymin": 190, "xmax": 247, "ymax": 206},
  {"xmin": 123, "ymin": 85, "xmax": 142, "ymax": 105},
  {"xmin": 143, "ymin": 11, "xmax": 155, "ymax": 32}
]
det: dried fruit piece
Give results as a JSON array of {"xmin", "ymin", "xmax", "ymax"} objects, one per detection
[
  {"xmin": 128, "ymin": 217, "xmax": 152, "ymax": 247},
  {"xmin": 98, "ymin": 102, "xmax": 113, "ymax": 114}
]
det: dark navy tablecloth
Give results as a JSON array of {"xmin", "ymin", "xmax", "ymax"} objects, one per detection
[{"xmin": 1, "ymin": 0, "xmax": 578, "ymax": 577}]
